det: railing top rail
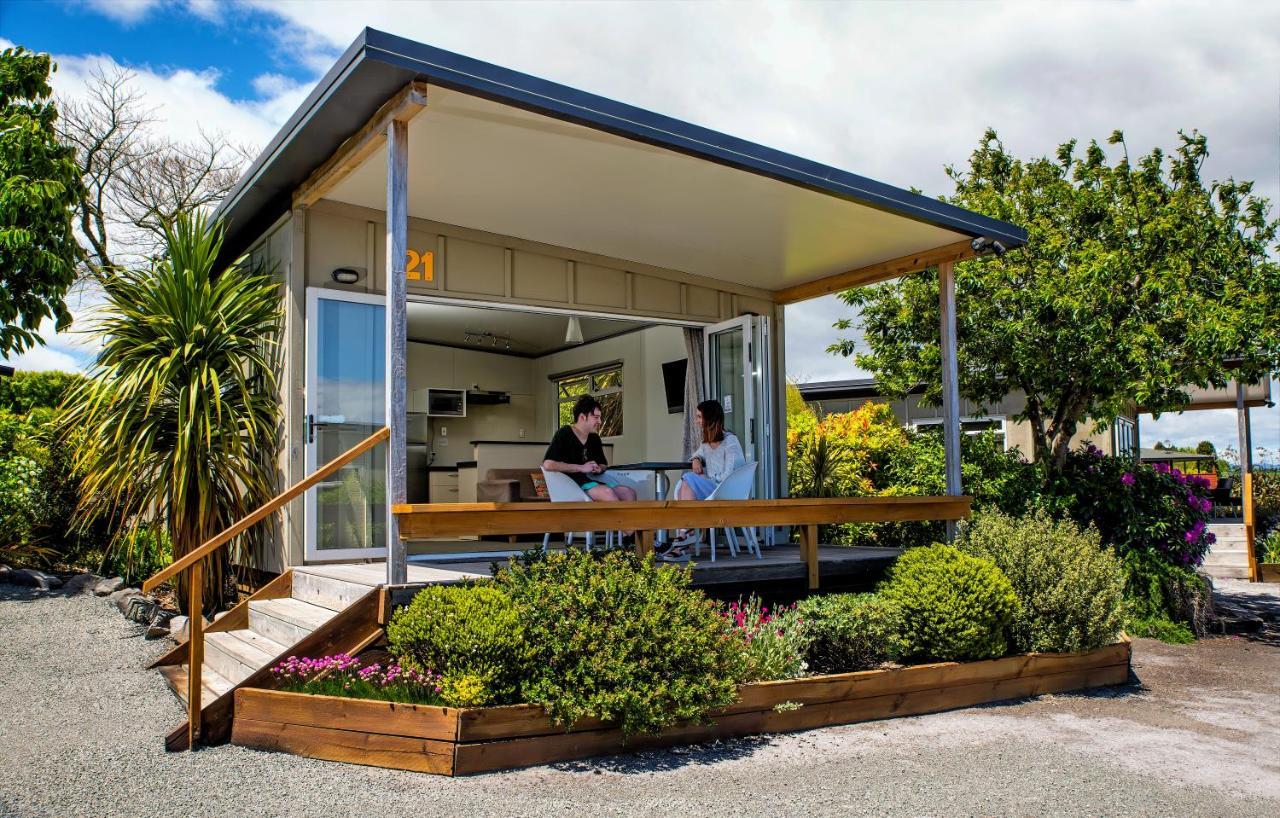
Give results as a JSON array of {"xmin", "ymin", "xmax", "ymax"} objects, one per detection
[{"xmin": 142, "ymin": 426, "xmax": 390, "ymax": 593}]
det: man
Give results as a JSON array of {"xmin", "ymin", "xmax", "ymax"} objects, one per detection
[{"xmin": 542, "ymin": 395, "xmax": 637, "ymax": 502}]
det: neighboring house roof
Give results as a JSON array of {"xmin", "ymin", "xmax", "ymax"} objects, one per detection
[
  {"xmin": 796, "ymin": 378, "xmax": 924, "ymax": 401},
  {"xmin": 213, "ymin": 28, "xmax": 1027, "ymax": 275},
  {"xmin": 1139, "ymin": 448, "xmax": 1217, "ymax": 462}
]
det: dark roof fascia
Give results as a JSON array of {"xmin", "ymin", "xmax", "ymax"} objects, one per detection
[
  {"xmin": 215, "ymin": 27, "xmax": 1028, "ymax": 269},
  {"xmin": 796, "ymin": 378, "xmax": 929, "ymax": 401}
]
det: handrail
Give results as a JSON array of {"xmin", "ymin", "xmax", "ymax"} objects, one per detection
[{"xmin": 143, "ymin": 426, "xmax": 390, "ymax": 592}]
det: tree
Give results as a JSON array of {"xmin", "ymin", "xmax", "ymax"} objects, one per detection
[
  {"xmin": 1195, "ymin": 440, "xmax": 1216, "ymax": 456},
  {"xmin": 57, "ymin": 66, "xmax": 249, "ymax": 280},
  {"xmin": 0, "ymin": 47, "xmax": 84, "ymax": 356},
  {"xmin": 62, "ymin": 212, "xmax": 280, "ymax": 613},
  {"xmin": 832, "ymin": 129, "xmax": 1280, "ymax": 469}
]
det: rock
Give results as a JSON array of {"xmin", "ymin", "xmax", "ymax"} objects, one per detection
[
  {"xmin": 62, "ymin": 573, "xmax": 101, "ymax": 595},
  {"xmin": 93, "ymin": 576, "xmax": 126, "ymax": 596},
  {"xmin": 145, "ymin": 609, "xmax": 176, "ymax": 639},
  {"xmin": 125, "ymin": 595, "xmax": 159, "ymax": 625},
  {"xmin": 0, "ymin": 565, "xmax": 11, "ymax": 582},
  {"xmin": 168, "ymin": 615, "xmax": 189, "ymax": 640},
  {"xmin": 10, "ymin": 568, "xmax": 62, "ymax": 590},
  {"xmin": 110, "ymin": 588, "xmax": 141, "ymax": 615}
]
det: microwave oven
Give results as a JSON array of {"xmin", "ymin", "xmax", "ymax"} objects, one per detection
[{"xmin": 425, "ymin": 388, "xmax": 466, "ymax": 417}]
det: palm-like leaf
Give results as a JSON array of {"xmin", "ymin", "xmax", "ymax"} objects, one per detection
[{"xmin": 62, "ymin": 210, "xmax": 280, "ymax": 613}]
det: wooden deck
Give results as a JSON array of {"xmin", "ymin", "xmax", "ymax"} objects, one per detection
[{"xmin": 297, "ymin": 544, "xmax": 902, "ymax": 590}]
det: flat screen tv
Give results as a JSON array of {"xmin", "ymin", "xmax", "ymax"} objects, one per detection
[{"xmin": 661, "ymin": 359, "xmax": 687, "ymax": 414}]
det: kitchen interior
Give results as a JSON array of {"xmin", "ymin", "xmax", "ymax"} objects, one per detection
[{"xmin": 403, "ymin": 300, "xmax": 690, "ymax": 549}]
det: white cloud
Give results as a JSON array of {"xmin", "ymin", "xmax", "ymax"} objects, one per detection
[
  {"xmin": 81, "ymin": 0, "xmax": 164, "ymax": 26},
  {"xmin": 1, "ymin": 343, "xmax": 87, "ymax": 373}
]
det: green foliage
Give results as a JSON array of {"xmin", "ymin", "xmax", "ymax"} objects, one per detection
[
  {"xmin": 794, "ymin": 593, "xmax": 905, "ymax": 673},
  {"xmin": 494, "ymin": 549, "xmax": 743, "ymax": 738},
  {"xmin": 105, "ymin": 525, "xmax": 172, "ymax": 586},
  {"xmin": 0, "ymin": 370, "xmax": 84, "ymax": 414},
  {"xmin": 0, "ymin": 406, "xmax": 109, "ymax": 567},
  {"xmin": 1261, "ymin": 529, "xmax": 1280, "ymax": 564},
  {"xmin": 879, "ymin": 544, "xmax": 1019, "ymax": 661},
  {"xmin": 832, "ymin": 128, "xmax": 1280, "ymax": 469},
  {"xmin": 387, "ymin": 584, "xmax": 533, "ymax": 707},
  {"xmin": 60, "ymin": 211, "xmax": 281, "ymax": 614},
  {"xmin": 723, "ymin": 596, "xmax": 807, "ymax": 682},
  {"xmin": 0, "ymin": 47, "xmax": 84, "ymax": 356},
  {"xmin": 1121, "ymin": 549, "xmax": 1212, "ymax": 643},
  {"xmin": 957, "ymin": 509, "xmax": 1124, "ymax": 653}
]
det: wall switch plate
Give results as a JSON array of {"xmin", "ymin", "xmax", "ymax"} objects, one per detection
[
  {"xmin": 439, "ymin": 437, "xmax": 448, "ymax": 447},
  {"xmin": 518, "ymin": 428, "xmax": 526, "ymax": 438},
  {"xmin": 440, "ymin": 426, "xmax": 447, "ymax": 436}
]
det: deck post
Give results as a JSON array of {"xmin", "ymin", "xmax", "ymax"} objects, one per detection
[
  {"xmin": 186, "ymin": 559, "xmax": 203, "ymax": 748},
  {"xmin": 385, "ymin": 116, "xmax": 409, "ymax": 586},
  {"xmin": 938, "ymin": 260, "xmax": 962, "ymax": 540},
  {"xmin": 1236, "ymin": 380, "xmax": 1258, "ymax": 581}
]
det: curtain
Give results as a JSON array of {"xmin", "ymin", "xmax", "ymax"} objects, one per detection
[{"xmin": 682, "ymin": 327, "xmax": 705, "ymax": 459}]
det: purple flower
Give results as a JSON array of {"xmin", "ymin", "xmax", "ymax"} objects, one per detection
[{"xmin": 1122, "ymin": 472, "xmax": 1136, "ymax": 487}]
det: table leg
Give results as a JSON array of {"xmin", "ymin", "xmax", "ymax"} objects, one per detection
[{"xmin": 655, "ymin": 471, "xmax": 669, "ymax": 545}]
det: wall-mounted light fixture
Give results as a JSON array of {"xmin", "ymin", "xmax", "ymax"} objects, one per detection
[{"xmin": 331, "ymin": 267, "xmax": 363, "ymax": 284}]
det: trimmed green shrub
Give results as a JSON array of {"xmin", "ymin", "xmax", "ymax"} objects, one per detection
[
  {"xmin": 957, "ymin": 509, "xmax": 1124, "ymax": 653},
  {"xmin": 879, "ymin": 544, "xmax": 1019, "ymax": 661},
  {"xmin": 724, "ymin": 597, "xmax": 807, "ymax": 682},
  {"xmin": 495, "ymin": 549, "xmax": 743, "ymax": 738},
  {"xmin": 794, "ymin": 593, "xmax": 905, "ymax": 673},
  {"xmin": 1120, "ymin": 549, "xmax": 1211, "ymax": 642},
  {"xmin": 0, "ymin": 370, "xmax": 84, "ymax": 414},
  {"xmin": 387, "ymin": 584, "xmax": 534, "ymax": 707}
]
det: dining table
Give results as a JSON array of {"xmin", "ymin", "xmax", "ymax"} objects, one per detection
[{"xmin": 609, "ymin": 460, "xmax": 691, "ymax": 544}]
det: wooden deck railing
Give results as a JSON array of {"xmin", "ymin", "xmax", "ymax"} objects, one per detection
[
  {"xmin": 392, "ymin": 495, "xmax": 972, "ymax": 589},
  {"xmin": 141, "ymin": 426, "xmax": 390, "ymax": 748}
]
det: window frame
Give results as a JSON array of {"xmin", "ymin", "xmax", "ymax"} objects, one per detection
[{"xmin": 552, "ymin": 362, "xmax": 624, "ymax": 437}]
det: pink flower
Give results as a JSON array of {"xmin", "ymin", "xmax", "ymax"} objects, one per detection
[{"xmin": 1121, "ymin": 472, "xmax": 1135, "ymax": 486}]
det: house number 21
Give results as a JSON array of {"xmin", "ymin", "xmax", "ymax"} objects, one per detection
[{"xmin": 406, "ymin": 249, "xmax": 434, "ymax": 282}]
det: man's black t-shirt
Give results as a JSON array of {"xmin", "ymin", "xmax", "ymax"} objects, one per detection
[{"xmin": 544, "ymin": 425, "xmax": 608, "ymax": 486}]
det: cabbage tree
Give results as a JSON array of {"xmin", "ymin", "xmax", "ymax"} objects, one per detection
[{"xmin": 62, "ymin": 211, "xmax": 280, "ymax": 613}]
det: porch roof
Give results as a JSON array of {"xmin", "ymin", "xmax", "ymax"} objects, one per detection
[{"xmin": 214, "ymin": 28, "xmax": 1026, "ymax": 301}]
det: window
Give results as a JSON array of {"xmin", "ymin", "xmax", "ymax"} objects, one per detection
[
  {"xmin": 913, "ymin": 417, "xmax": 1007, "ymax": 449},
  {"xmin": 554, "ymin": 364, "xmax": 623, "ymax": 436},
  {"xmin": 1112, "ymin": 416, "xmax": 1136, "ymax": 458}
]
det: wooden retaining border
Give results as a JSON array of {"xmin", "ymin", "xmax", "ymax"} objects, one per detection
[{"xmin": 230, "ymin": 637, "xmax": 1131, "ymax": 776}]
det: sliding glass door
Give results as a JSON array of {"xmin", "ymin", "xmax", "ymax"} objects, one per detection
[{"xmin": 304, "ymin": 289, "xmax": 387, "ymax": 561}]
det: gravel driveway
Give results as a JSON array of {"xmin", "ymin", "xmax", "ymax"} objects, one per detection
[{"xmin": 2, "ymin": 581, "xmax": 1278, "ymax": 818}]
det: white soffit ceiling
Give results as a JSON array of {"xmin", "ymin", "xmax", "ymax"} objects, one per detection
[{"xmin": 327, "ymin": 86, "xmax": 966, "ymax": 291}]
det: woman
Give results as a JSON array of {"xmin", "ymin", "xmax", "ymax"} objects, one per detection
[{"xmin": 663, "ymin": 399, "xmax": 746, "ymax": 562}]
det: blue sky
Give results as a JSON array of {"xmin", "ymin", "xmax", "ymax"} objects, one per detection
[{"xmin": 1, "ymin": 0, "xmax": 1277, "ymax": 459}]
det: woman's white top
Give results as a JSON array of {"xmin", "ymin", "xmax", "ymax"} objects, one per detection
[{"xmin": 691, "ymin": 432, "xmax": 746, "ymax": 483}]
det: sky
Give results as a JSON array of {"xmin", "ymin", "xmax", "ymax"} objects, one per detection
[{"xmin": 1, "ymin": 0, "xmax": 1277, "ymax": 459}]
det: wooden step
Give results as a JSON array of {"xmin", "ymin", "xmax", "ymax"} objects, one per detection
[
  {"xmin": 1203, "ymin": 564, "xmax": 1251, "ymax": 580},
  {"xmin": 291, "ymin": 570, "xmax": 375, "ymax": 612},
  {"xmin": 205, "ymin": 629, "xmax": 287, "ymax": 685},
  {"xmin": 158, "ymin": 663, "xmax": 235, "ymax": 710},
  {"xmin": 248, "ymin": 597, "xmax": 334, "ymax": 647}
]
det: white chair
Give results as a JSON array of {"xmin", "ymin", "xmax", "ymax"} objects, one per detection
[
  {"xmin": 540, "ymin": 469, "xmax": 619, "ymax": 552},
  {"xmin": 670, "ymin": 462, "xmax": 761, "ymax": 561}
]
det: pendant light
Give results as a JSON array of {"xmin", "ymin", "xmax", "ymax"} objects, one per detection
[{"xmin": 564, "ymin": 316, "xmax": 584, "ymax": 345}]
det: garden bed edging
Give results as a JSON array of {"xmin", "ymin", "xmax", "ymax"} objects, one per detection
[{"xmin": 230, "ymin": 637, "xmax": 1131, "ymax": 776}]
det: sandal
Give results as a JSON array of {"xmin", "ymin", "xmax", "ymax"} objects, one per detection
[{"xmin": 660, "ymin": 546, "xmax": 691, "ymax": 563}]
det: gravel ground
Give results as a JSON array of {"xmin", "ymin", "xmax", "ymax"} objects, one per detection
[{"xmin": 2, "ymin": 581, "xmax": 1279, "ymax": 818}]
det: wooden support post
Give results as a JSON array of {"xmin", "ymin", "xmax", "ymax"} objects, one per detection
[
  {"xmin": 803, "ymin": 524, "xmax": 819, "ymax": 589},
  {"xmin": 385, "ymin": 116, "xmax": 409, "ymax": 587},
  {"xmin": 938, "ymin": 261, "xmax": 962, "ymax": 541},
  {"xmin": 186, "ymin": 559, "xmax": 204, "ymax": 749},
  {"xmin": 638, "ymin": 530, "xmax": 655, "ymax": 560}
]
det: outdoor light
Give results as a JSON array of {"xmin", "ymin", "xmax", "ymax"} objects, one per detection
[
  {"xmin": 565, "ymin": 316, "xmax": 584, "ymax": 345},
  {"xmin": 971, "ymin": 237, "xmax": 1008, "ymax": 257},
  {"xmin": 331, "ymin": 267, "xmax": 362, "ymax": 284}
]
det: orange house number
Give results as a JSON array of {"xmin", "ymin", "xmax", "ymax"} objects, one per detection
[{"xmin": 406, "ymin": 249, "xmax": 434, "ymax": 282}]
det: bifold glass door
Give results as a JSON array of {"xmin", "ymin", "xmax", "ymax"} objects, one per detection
[
  {"xmin": 305, "ymin": 289, "xmax": 387, "ymax": 561},
  {"xmin": 703, "ymin": 315, "xmax": 776, "ymax": 503}
]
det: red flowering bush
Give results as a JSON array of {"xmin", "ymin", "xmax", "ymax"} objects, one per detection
[{"xmin": 723, "ymin": 596, "xmax": 806, "ymax": 682}]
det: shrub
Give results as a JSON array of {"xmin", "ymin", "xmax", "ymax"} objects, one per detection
[
  {"xmin": 494, "ymin": 549, "xmax": 743, "ymax": 737},
  {"xmin": 1120, "ymin": 549, "xmax": 1212, "ymax": 642},
  {"xmin": 270, "ymin": 654, "xmax": 444, "ymax": 704},
  {"xmin": 0, "ymin": 370, "xmax": 84, "ymax": 414},
  {"xmin": 794, "ymin": 593, "xmax": 905, "ymax": 673},
  {"xmin": 387, "ymin": 584, "xmax": 533, "ymax": 707},
  {"xmin": 879, "ymin": 544, "xmax": 1019, "ymax": 661},
  {"xmin": 106, "ymin": 526, "xmax": 173, "ymax": 586},
  {"xmin": 957, "ymin": 509, "xmax": 1124, "ymax": 653},
  {"xmin": 724, "ymin": 597, "xmax": 807, "ymax": 682},
  {"xmin": 1037, "ymin": 448, "xmax": 1215, "ymax": 567}
]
